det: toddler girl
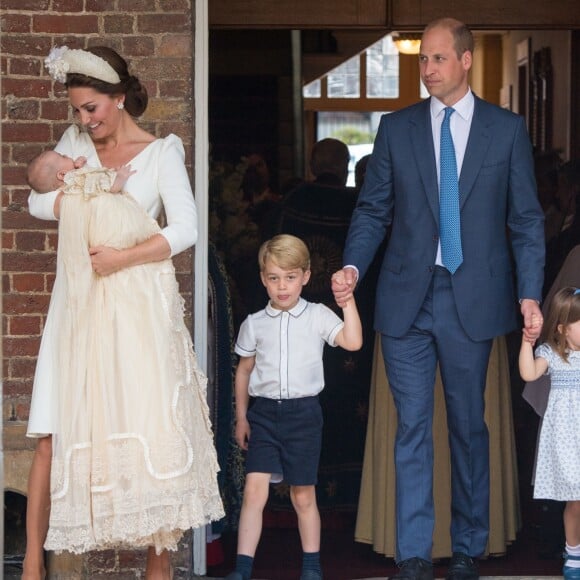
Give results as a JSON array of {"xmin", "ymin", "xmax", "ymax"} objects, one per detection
[{"xmin": 519, "ymin": 286, "xmax": 580, "ymax": 579}]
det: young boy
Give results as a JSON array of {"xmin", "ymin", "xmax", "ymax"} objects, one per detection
[{"xmin": 226, "ymin": 234, "xmax": 363, "ymax": 580}]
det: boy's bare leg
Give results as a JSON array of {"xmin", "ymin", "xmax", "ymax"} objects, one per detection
[
  {"xmin": 22, "ymin": 436, "xmax": 52, "ymax": 580},
  {"xmin": 564, "ymin": 500, "xmax": 580, "ymax": 545},
  {"xmin": 290, "ymin": 485, "xmax": 320, "ymax": 552},
  {"xmin": 237, "ymin": 472, "xmax": 271, "ymax": 556},
  {"xmin": 145, "ymin": 547, "xmax": 172, "ymax": 579}
]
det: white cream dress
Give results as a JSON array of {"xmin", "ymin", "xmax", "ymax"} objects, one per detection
[{"xmin": 28, "ymin": 153, "xmax": 224, "ymax": 554}]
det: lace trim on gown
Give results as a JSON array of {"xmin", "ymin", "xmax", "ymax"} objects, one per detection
[{"xmin": 44, "ymin": 174, "xmax": 224, "ymax": 554}]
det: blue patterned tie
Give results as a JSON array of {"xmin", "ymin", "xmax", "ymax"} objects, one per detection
[{"xmin": 439, "ymin": 107, "xmax": 463, "ymax": 274}]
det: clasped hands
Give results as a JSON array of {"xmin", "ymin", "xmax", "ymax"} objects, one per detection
[{"xmin": 331, "ymin": 267, "xmax": 358, "ymax": 307}]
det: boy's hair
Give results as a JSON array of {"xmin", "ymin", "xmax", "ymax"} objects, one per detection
[
  {"xmin": 26, "ymin": 150, "xmax": 61, "ymax": 193},
  {"xmin": 258, "ymin": 234, "xmax": 310, "ymax": 272},
  {"xmin": 542, "ymin": 286, "xmax": 580, "ymax": 361}
]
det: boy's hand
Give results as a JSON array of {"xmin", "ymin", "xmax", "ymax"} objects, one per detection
[
  {"xmin": 332, "ymin": 267, "xmax": 357, "ymax": 307},
  {"xmin": 235, "ymin": 417, "xmax": 251, "ymax": 450},
  {"xmin": 73, "ymin": 156, "xmax": 87, "ymax": 168}
]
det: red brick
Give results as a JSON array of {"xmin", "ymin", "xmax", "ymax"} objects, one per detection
[
  {"xmin": 160, "ymin": 0, "xmax": 190, "ymax": 11},
  {"xmin": 41, "ymin": 99, "xmax": 70, "ymax": 120},
  {"xmin": 159, "ymin": 35, "xmax": 191, "ymax": 57},
  {"xmin": 54, "ymin": 122, "xmax": 73, "ymax": 142},
  {"xmin": 2, "ymin": 122, "xmax": 51, "ymax": 143},
  {"xmin": 1, "ymin": 14, "xmax": 32, "ymax": 34},
  {"xmin": 52, "ymin": 0, "xmax": 84, "ymax": 12},
  {"xmin": 12, "ymin": 144, "xmax": 46, "ymax": 164},
  {"xmin": 3, "ymin": 336, "xmax": 42, "ymax": 357},
  {"xmin": 10, "ymin": 356, "xmax": 39, "ymax": 378},
  {"xmin": 1, "ymin": 0, "xmax": 49, "ymax": 9},
  {"xmin": 2, "ymin": 274, "xmax": 10, "ymax": 295},
  {"xmin": 2, "ymin": 252, "xmax": 57, "ymax": 274},
  {"xmin": 118, "ymin": 0, "xmax": 159, "ymax": 10},
  {"xmin": 3, "ymin": 380, "xmax": 34, "ymax": 398},
  {"xmin": 12, "ymin": 274, "xmax": 46, "ymax": 293},
  {"xmin": 33, "ymin": 15, "xmax": 99, "ymax": 34},
  {"xmin": 47, "ymin": 233, "xmax": 59, "ymax": 251},
  {"xmin": 47, "ymin": 273, "xmax": 56, "ymax": 292},
  {"xmin": 104, "ymin": 15, "xmax": 135, "ymax": 34},
  {"xmin": 3, "ymin": 166, "xmax": 28, "ymax": 186},
  {"xmin": 2, "ymin": 143, "xmax": 11, "ymax": 163},
  {"xmin": 15, "ymin": 231, "xmax": 47, "ymax": 252},
  {"xmin": 1, "ymin": 35, "xmax": 52, "ymax": 57},
  {"xmin": 10, "ymin": 188, "xmax": 34, "ymax": 209},
  {"xmin": 3, "ymin": 231, "xmax": 15, "ymax": 249},
  {"xmin": 2, "ymin": 77, "xmax": 51, "ymax": 99},
  {"xmin": 122, "ymin": 36, "xmax": 155, "ymax": 57},
  {"xmin": 159, "ymin": 80, "xmax": 189, "ymax": 98},
  {"xmin": 6, "ymin": 99, "xmax": 40, "ymax": 121},
  {"xmin": 86, "ymin": 0, "xmax": 113, "ymax": 10},
  {"xmin": 9, "ymin": 57, "xmax": 42, "ymax": 77},
  {"xmin": 3, "ymin": 209, "xmax": 52, "ymax": 230},
  {"xmin": 10, "ymin": 317, "xmax": 42, "ymax": 340},
  {"xmin": 138, "ymin": 14, "xmax": 191, "ymax": 34},
  {"xmin": 15, "ymin": 400, "xmax": 32, "ymax": 420}
]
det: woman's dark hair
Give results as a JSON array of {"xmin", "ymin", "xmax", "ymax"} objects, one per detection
[{"xmin": 65, "ymin": 46, "xmax": 148, "ymax": 117}]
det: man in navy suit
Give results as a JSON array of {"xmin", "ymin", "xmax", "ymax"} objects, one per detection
[{"xmin": 332, "ymin": 17, "xmax": 544, "ymax": 580}]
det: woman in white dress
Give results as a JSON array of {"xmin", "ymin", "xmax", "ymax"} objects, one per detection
[{"xmin": 23, "ymin": 45, "xmax": 224, "ymax": 579}]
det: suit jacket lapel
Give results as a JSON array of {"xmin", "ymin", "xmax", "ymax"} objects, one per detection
[
  {"xmin": 459, "ymin": 97, "xmax": 492, "ymax": 208},
  {"xmin": 410, "ymin": 100, "xmax": 439, "ymax": 223}
]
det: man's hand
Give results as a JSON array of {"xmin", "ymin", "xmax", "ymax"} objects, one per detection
[
  {"xmin": 331, "ymin": 267, "xmax": 357, "ymax": 307},
  {"xmin": 521, "ymin": 298, "xmax": 543, "ymax": 344}
]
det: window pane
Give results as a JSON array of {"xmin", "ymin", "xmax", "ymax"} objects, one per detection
[
  {"xmin": 303, "ymin": 79, "xmax": 321, "ymax": 98},
  {"xmin": 327, "ymin": 55, "xmax": 360, "ymax": 98},
  {"xmin": 366, "ymin": 35, "xmax": 399, "ymax": 98}
]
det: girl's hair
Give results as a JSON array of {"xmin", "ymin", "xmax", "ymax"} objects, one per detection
[
  {"xmin": 258, "ymin": 234, "xmax": 310, "ymax": 272},
  {"xmin": 65, "ymin": 46, "xmax": 148, "ymax": 117},
  {"xmin": 541, "ymin": 286, "xmax": 580, "ymax": 361}
]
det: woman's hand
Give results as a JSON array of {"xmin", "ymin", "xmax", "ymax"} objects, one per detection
[{"xmin": 89, "ymin": 245, "xmax": 125, "ymax": 276}]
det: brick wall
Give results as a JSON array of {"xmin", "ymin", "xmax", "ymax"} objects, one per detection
[{"xmin": 1, "ymin": 0, "xmax": 196, "ymax": 576}]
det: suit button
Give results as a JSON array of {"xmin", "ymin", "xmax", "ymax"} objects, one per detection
[
  {"xmin": 432, "ymin": 235, "xmax": 438, "ymax": 242},
  {"xmin": 429, "ymin": 266, "xmax": 434, "ymax": 272}
]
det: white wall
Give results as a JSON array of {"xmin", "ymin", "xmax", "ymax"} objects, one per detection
[{"xmin": 502, "ymin": 30, "xmax": 572, "ymax": 159}]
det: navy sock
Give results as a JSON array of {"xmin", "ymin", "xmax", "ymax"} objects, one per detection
[
  {"xmin": 236, "ymin": 553, "xmax": 254, "ymax": 580},
  {"xmin": 302, "ymin": 551, "xmax": 321, "ymax": 573}
]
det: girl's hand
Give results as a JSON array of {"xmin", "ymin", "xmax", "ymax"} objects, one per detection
[{"xmin": 89, "ymin": 245, "xmax": 125, "ymax": 276}]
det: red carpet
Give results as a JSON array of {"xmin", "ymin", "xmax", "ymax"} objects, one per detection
[{"xmin": 207, "ymin": 510, "xmax": 563, "ymax": 579}]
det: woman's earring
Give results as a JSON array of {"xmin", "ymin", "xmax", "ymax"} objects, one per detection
[{"xmin": 117, "ymin": 101, "xmax": 125, "ymax": 110}]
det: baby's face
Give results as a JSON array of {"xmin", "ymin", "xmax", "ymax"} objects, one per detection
[{"xmin": 52, "ymin": 152, "xmax": 75, "ymax": 173}]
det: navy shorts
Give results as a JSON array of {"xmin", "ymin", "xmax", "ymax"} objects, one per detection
[{"xmin": 245, "ymin": 396, "xmax": 323, "ymax": 486}]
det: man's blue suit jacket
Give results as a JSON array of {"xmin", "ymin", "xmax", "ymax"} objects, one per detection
[{"xmin": 343, "ymin": 96, "xmax": 545, "ymax": 342}]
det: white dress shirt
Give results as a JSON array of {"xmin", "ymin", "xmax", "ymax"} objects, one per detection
[{"xmin": 235, "ymin": 297, "xmax": 344, "ymax": 399}]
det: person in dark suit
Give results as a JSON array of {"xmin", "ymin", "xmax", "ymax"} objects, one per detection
[{"xmin": 332, "ymin": 17, "xmax": 545, "ymax": 580}]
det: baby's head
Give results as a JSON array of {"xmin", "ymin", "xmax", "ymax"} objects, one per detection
[
  {"xmin": 543, "ymin": 286, "xmax": 580, "ymax": 359},
  {"xmin": 26, "ymin": 150, "xmax": 75, "ymax": 193},
  {"xmin": 258, "ymin": 234, "xmax": 310, "ymax": 273}
]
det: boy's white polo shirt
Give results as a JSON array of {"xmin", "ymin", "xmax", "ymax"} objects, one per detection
[{"xmin": 235, "ymin": 297, "xmax": 344, "ymax": 400}]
